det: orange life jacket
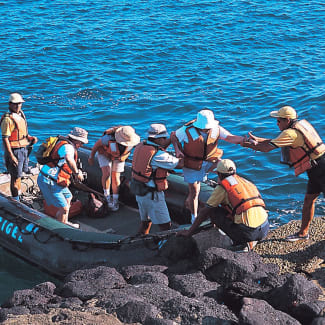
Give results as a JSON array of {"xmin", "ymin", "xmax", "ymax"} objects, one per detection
[
  {"xmin": 47, "ymin": 138, "xmax": 77, "ymax": 187},
  {"xmin": 219, "ymin": 174, "xmax": 265, "ymax": 222},
  {"xmin": 132, "ymin": 141, "xmax": 168, "ymax": 192},
  {"xmin": 280, "ymin": 120, "xmax": 325, "ymax": 176},
  {"xmin": 182, "ymin": 120, "xmax": 223, "ymax": 170},
  {"xmin": 0, "ymin": 111, "xmax": 29, "ymax": 148},
  {"xmin": 97, "ymin": 126, "xmax": 130, "ymax": 162}
]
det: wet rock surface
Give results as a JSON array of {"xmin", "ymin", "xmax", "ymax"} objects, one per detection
[{"xmin": 1, "ymin": 217, "xmax": 324, "ymax": 324}]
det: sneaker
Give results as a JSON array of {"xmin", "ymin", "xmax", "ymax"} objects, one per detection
[
  {"xmin": 66, "ymin": 221, "xmax": 80, "ymax": 229},
  {"xmin": 108, "ymin": 201, "xmax": 119, "ymax": 212},
  {"xmin": 285, "ymin": 232, "xmax": 309, "ymax": 242}
]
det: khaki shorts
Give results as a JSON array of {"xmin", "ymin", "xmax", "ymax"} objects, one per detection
[
  {"xmin": 97, "ymin": 153, "xmax": 125, "ymax": 172},
  {"xmin": 136, "ymin": 191, "xmax": 171, "ymax": 225}
]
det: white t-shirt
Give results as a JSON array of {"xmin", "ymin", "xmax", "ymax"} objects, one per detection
[{"xmin": 146, "ymin": 140, "xmax": 179, "ymax": 188}]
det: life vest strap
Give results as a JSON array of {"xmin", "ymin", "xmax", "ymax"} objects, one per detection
[{"xmin": 231, "ymin": 195, "xmax": 263, "ymax": 217}]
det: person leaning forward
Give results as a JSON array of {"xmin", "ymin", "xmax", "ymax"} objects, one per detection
[
  {"xmin": 131, "ymin": 123, "xmax": 184, "ymax": 235},
  {"xmin": 88, "ymin": 126, "xmax": 140, "ymax": 211},
  {"xmin": 242, "ymin": 106, "xmax": 325, "ymax": 242},
  {"xmin": 171, "ymin": 109, "xmax": 247, "ymax": 224},
  {"xmin": 37, "ymin": 127, "xmax": 88, "ymax": 228},
  {"xmin": 1, "ymin": 93, "xmax": 38, "ymax": 201},
  {"xmin": 178, "ymin": 159, "xmax": 269, "ymax": 252}
]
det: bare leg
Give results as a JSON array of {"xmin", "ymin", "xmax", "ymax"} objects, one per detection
[
  {"xmin": 55, "ymin": 197, "xmax": 72, "ymax": 224},
  {"xmin": 300, "ymin": 193, "xmax": 319, "ymax": 236},
  {"xmin": 138, "ymin": 221, "xmax": 152, "ymax": 235},
  {"xmin": 111, "ymin": 171, "xmax": 120, "ymax": 195},
  {"xmin": 101, "ymin": 165, "xmax": 111, "ymax": 196},
  {"xmin": 187, "ymin": 182, "xmax": 201, "ymax": 217}
]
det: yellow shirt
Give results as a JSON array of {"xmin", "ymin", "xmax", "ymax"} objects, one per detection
[
  {"xmin": 1, "ymin": 113, "xmax": 22, "ymax": 137},
  {"xmin": 206, "ymin": 184, "xmax": 268, "ymax": 228},
  {"xmin": 271, "ymin": 129, "xmax": 323, "ymax": 160}
]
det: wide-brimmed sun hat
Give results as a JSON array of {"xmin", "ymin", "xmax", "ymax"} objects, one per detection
[
  {"xmin": 68, "ymin": 127, "xmax": 89, "ymax": 144},
  {"xmin": 9, "ymin": 93, "xmax": 25, "ymax": 103},
  {"xmin": 270, "ymin": 106, "xmax": 297, "ymax": 119},
  {"xmin": 146, "ymin": 123, "xmax": 169, "ymax": 139},
  {"xmin": 193, "ymin": 109, "xmax": 219, "ymax": 129},
  {"xmin": 115, "ymin": 126, "xmax": 140, "ymax": 146},
  {"xmin": 216, "ymin": 159, "xmax": 236, "ymax": 174}
]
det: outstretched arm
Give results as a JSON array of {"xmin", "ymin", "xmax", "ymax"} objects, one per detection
[
  {"xmin": 241, "ymin": 132, "xmax": 276, "ymax": 152},
  {"xmin": 88, "ymin": 139, "xmax": 103, "ymax": 165},
  {"xmin": 170, "ymin": 131, "xmax": 184, "ymax": 158}
]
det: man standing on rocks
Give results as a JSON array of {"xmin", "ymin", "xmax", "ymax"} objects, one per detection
[
  {"xmin": 242, "ymin": 106, "xmax": 325, "ymax": 242},
  {"xmin": 178, "ymin": 159, "xmax": 269, "ymax": 252}
]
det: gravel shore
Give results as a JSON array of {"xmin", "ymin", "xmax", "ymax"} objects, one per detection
[{"xmin": 255, "ymin": 216, "xmax": 325, "ymax": 298}]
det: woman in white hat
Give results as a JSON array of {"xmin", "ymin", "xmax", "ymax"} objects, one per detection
[
  {"xmin": 171, "ymin": 109, "xmax": 246, "ymax": 224},
  {"xmin": 88, "ymin": 125, "xmax": 140, "ymax": 211}
]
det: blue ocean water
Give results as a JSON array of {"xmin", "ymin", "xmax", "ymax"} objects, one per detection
[{"xmin": 0, "ymin": 0, "xmax": 324, "ymax": 303}]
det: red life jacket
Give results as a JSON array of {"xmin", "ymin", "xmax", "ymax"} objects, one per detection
[
  {"xmin": 97, "ymin": 126, "xmax": 130, "ymax": 162},
  {"xmin": 0, "ymin": 111, "xmax": 29, "ymax": 148},
  {"xmin": 132, "ymin": 141, "xmax": 168, "ymax": 192},
  {"xmin": 280, "ymin": 120, "xmax": 325, "ymax": 176},
  {"xmin": 182, "ymin": 120, "xmax": 223, "ymax": 170},
  {"xmin": 48, "ymin": 138, "xmax": 77, "ymax": 187},
  {"xmin": 219, "ymin": 174, "xmax": 265, "ymax": 222}
]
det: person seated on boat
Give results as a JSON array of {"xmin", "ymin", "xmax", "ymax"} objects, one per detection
[
  {"xmin": 37, "ymin": 127, "xmax": 88, "ymax": 228},
  {"xmin": 170, "ymin": 109, "xmax": 247, "ymax": 224},
  {"xmin": 131, "ymin": 123, "xmax": 184, "ymax": 235},
  {"xmin": 1, "ymin": 93, "xmax": 38, "ymax": 201},
  {"xmin": 88, "ymin": 126, "xmax": 140, "ymax": 212},
  {"xmin": 177, "ymin": 159, "xmax": 269, "ymax": 252}
]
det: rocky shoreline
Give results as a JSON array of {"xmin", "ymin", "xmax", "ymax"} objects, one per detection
[{"xmin": 0, "ymin": 217, "xmax": 324, "ymax": 324}]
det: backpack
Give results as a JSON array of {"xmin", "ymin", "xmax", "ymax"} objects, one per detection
[{"xmin": 35, "ymin": 136, "xmax": 60, "ymax": 165}]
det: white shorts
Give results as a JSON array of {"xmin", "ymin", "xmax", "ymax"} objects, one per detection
[
  {"xmin": 136, "ymin": 191, "xmax": 171, "ymax": 225},
  {"xmin": 97, "ymin": 153, "xmax": 125, "ymax": 173},
  {"xmin": 183, "ymin": 161, "xmax": 213, "ymax": 184}
]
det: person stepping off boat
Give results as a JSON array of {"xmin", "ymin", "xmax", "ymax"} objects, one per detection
[
  {"xmin": 177, "ymin": 159, "xmax": 269, "ymax": 252},
  {"xmin": 171, "ymin": 109, "xmax": 248, "ymax": 224},
  {"xmin": 88, "ymin": 126, "xmax": 140, "ymax": 211}
]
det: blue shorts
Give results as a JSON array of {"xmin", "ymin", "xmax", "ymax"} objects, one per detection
[
  {"xmin": 37, "ymin": 173, "xmax": 72, "ymax": 208},
  {"xmin": 5, "ymin": 147, "xmax": 29, "ymax": 178},
  {"xmin": 183, "ymin": 161, "xmax": 213, "ymax": 184}
]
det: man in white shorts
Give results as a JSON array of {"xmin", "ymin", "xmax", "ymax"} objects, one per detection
[
  {"xmin": 131, "ymin": 123, "xmax": 184, "ymax": 235},
  {"xmin": 171, "ymin": 109, "xmax": 246, "ymax": 224},
  {"xmin": 88, "ymin": 126, "xmax": 140, "ymax": 211}
]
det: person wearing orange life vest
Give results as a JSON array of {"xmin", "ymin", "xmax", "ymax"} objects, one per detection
[
  {"xmin": 171, "ymin": 109, "xmax": 247, "ymax": 224},
  {"xmin": 37, "ymin": 127, "xmax": 88, "ymax": 228},
  {"xmin": 242, "ymin": 106, "xmax": 325, "ymax": 242},
  {"xmin": 132, "ymin": 123, "xmax": 184, "ymax": 235},
  {"xmin": 88, "ymin": 126, "xmax": 140, "ymax": 211},
  {"xmin": 1, "ymin": 93, "xmax": 38, "ymax": 201},
  {"xmin": 178, "ymin": 159, "xmax": 269, "ymax": 252}
]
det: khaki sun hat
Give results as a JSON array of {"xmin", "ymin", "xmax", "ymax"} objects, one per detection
[
  {"xmin": 115, "ymin": 126, "xmax": 140, "ymax": 146},
  {"xmin": 193, "ymin": 109, "xmax": 219, "ymax": 129},
  {"xmin": 146, "ymin": 123, "xmax": 169, "ymax": 139},
  {"xmin": 9, "ymin": 93, "xmax": 25, "ymax": 103},
  {"xmin": 270, "ymin": 106, "xmax": 297, "ymax": 119},
  {"xmin": 216, "ymin": 159, "xmax": 236, "ymax": 174},
  {"xmin": 68, "ymin": 127, "xmax": 88, "ymax": 144}
]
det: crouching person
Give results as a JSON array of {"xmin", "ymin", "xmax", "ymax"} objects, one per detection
[
  {"xmin": 88, "ymin": 126, "xmax": 140, "ymax": 211},
  {"xmin": 178, "ymin": 159, "xmax": 269, "ymax": 252},
  {"xmin": 37, "ymin": 127, "xmax": 88, "ymax": 228},
  {"xmin": 131, "ymin": 123, "xmax": 183, "ymax": 235}
]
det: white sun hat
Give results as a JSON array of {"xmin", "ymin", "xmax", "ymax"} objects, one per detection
[{"xmin": 193, "ymin": 109, "xmax": 219, "ymax": 129}]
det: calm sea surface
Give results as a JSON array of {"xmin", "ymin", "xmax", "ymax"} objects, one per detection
[{"xmin": 0, "ymin": 0, "xmax": 324, "ymax": 303}]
